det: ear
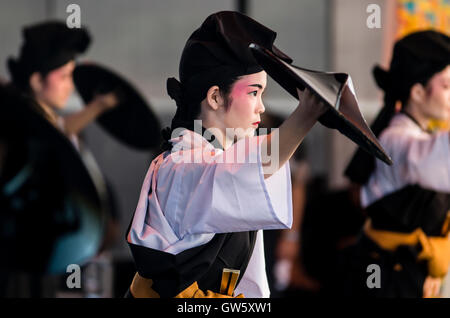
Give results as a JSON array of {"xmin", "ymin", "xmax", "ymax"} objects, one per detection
[
  {"xmin": 409, "ymin": 83, "xmax": 426, "ymax": 105},
  {"xmin": 205, "ymin": 85, "xmax": 225, "ymax": 111},
  {"xmin": 29, "ymin": 72, "xmax": 44, "ymax": 94}
]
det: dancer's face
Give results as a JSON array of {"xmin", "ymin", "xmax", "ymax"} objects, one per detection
[
  {"xmin": 33, "ymin": 60, "xmax": 76, "ymax": 110},
  {"xmin": 419, "ymin": 65, "xmax": 450, "ymax": 121},
  {"xmin": 221, "ymin": 70, "xmax": 267, "ymax": 139}
]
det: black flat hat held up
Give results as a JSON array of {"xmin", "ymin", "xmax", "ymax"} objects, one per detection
[
  {"xmin": 250, "ymin": 43, "xmax": 393, "ymax": 165},
  {"xmin": 73, "ymin": 62, "xmax": 161, "ymax": 150}
]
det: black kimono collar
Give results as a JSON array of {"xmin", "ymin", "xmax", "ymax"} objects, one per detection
[{"xmin": 400, "ymin": 110, "xmax": 432, "ymax": 134}]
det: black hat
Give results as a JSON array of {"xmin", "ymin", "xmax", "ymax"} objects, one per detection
[
  {"xmin": 8, "ymin": 20, "xmax": 90, "ymax": 90},
  {"xmin": 73, "ymin": 62, "xmax": 161, "ymax": 150},
  {"xmin": 373, "ymin": 30, "xmax": 450, "ymax": 103},
  {"xmin": 250, "ymin": 44, "xmax": 393, "ymax": 165},
  {"xmin": 0, "ymin": 84, "xmax": 106, "ymax": 274},
  {"xmin": 166, "ymin": 11, "xmax": 292, "ymax": 135},
  {"xmin": 176, "ymin": 11, "xmax": 292, "ymax": 104}
]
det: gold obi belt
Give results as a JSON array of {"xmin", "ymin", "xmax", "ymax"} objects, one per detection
[
  {"xmin": 129, "ymin": 268, "xmax": 245, "ymax": 298},
  {"xmin": 364, "ymin": 215, "xmax": 450, "ymax": 278}
]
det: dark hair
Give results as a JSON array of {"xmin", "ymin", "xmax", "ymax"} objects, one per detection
[
  {"xmin": 7, "ymin": 58, "xmax": 50, "ymax": 94},
  {"xmin": 399, "ymin": 72, "xmax": 436, "ymax": 108},
  {"xmin": 161, "ymin": 75, "xmax": 239, "ymax": 152}
]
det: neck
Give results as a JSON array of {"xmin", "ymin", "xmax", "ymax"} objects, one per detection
[
  {"xmin": 36, "ymin": 98, "xmax": 58, "ymax": 126},
  {"xmin": 403, "ymin": 103, "xmax": 429, "ymax": 131},
  {"xmin": 206, "ymin": 125, "xmax": 235, "ymax": 150},
  {"xmin": 198, "ymin": 116, "xmax": 234, "ymax": 151}
]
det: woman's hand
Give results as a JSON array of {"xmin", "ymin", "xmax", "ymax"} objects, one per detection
[
  {"xmin": 296, "ymin": 87, "xmax": 328, "ymax": 119},
  {"xmin": 92, "ymin": 92, "xmax": 119, "ymax": 112}
]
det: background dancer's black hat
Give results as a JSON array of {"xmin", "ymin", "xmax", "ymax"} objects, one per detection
[
  {"xmin": 373, "ymin": 30, "xmax": 450, "ymax": 104},
  {"xmin": 73, "ymin": 62, "xmax": 161, "ymax": 150},
  {"xmin": 0, "ymin": 84, "xmax": 106, "ymax": 274},
  {"xmin": 250, "ymin": 43, "xmax": 392, "ymax": 165},
  {"xmin": 7, "ymin": 20, "xmax": 90, "ymax": 90}
]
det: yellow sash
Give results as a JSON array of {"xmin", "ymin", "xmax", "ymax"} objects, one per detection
[
  {"xmin": 364, "ymin": 216, "xmax": 450, "ymax": 278},
  {"xmin": 129, "ymin": 272, "xmax": 244, "ymax": 298}
]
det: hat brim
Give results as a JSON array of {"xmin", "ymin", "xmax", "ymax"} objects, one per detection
[
  {"xmin": 250, "ymin": 44, "xmax": 392, "ymax": 165},
  {"xmin": 73, "ymin": 63, "xmax": 161, "ymax": 150},
  {"xmin": 0, "ymin": 85, "xmax": 106, "ymax": 274}
]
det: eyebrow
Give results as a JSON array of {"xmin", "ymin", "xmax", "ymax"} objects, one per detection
[{"xmin": 248, "ymin": 84, "xmax": 263, "ymax": 89}]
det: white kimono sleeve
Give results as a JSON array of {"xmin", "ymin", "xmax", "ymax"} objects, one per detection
[
  {"xmin": 402, "ymin": 132, "xmax": 450, "ymax": 191},
  {"xmin": 156, "ymin": 135, "xmax": 293, "ymax": 238}
]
